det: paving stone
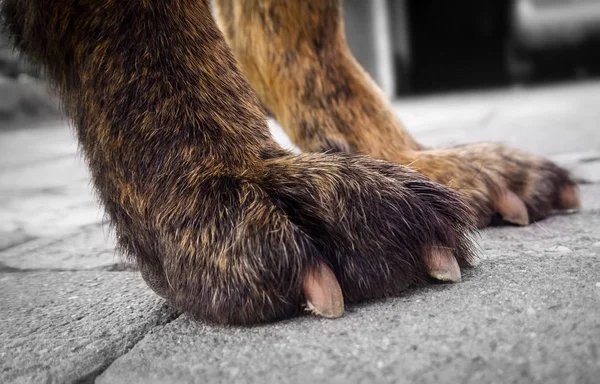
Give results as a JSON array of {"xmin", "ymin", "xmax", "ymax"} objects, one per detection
[
  {"xmin": 0, "ymin": 227, "xmax": 34, "ymax": 252},
  {"xmin": 0, "ymin": 193, "xmax": 101, "ymax": 242},
  {"xmin": 0, "ymin": 156, "xmax": 89, "ymax": 192},
  {"xmin": 395, "ymin": 81, "xmax": 600, "ymax": 157},
  {"xmin": 0, "ymin": 123, "xmax": 74, "ymax": 170},
  {"xmin": 0, "ymin": 271, "xmax": 176, "ymax": 384},
  {"xmin": 0, "ymin": 177, "xmax": 101, "ymax": 240},
  {"xmin": 0, "ymin": 76, "xmax": 20, "ymax": 117},
  {"xmin": 0, "ymin": 223, "xmax": 119, "ymax": 271}
]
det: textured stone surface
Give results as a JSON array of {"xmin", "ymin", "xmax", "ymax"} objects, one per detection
[
  {"xmin": 0, "ymin": 272, "xmax": 175, "ymax": 384},
  {"xmin": 0, "ymin": 76, "xmax": 20, "ymax": 116},
  {"xmin": 0, "ymin": 224, "xmax": 120, "ymax": 272},
  {"xmin": 0, "ymin": 125, "xmax": 98, "ymax": 251}
]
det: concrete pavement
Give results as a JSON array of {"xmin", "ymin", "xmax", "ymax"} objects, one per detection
[{"xmin": 1, "ymin": 81, "xmax": 600, "ymax": 383}]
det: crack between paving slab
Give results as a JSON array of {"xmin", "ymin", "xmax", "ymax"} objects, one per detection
[
  {"xmin": 0, "ymin": 235, "xmax": 38, "ymax": 253},
  {"xmin": 0, "ymin": 261, "xmax": 137, "ymax": 273},
  {"xmin": 579, "ymin": 156, "xmax": 600, "ymax": 164},
  {"xmin": 0, "ymin": 224, "xmax": 101, "ymax": 258},
  {"xmin": 73, "ymin": 303, "xmax": 181, "ymax": 384}
]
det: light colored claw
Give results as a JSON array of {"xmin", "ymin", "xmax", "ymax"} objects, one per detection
[
  {"xmin": 495, "ymin": 190, "xmax": 529, "ymax": 226},
  {"xmin": 303, "ymin": 262, "xmax": 344, "ymax": 318},
  {"xmin": 559, "ymin": 185, "xmax": 581, "ymax": 210},
  {"xmin": 424, "ymin": 247, "xmax": 462, "ymax": 283}
]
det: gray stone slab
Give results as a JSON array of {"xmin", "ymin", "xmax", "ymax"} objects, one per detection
[
  {"xmin": 0, "ymin": 76, "xmax": 20, "ymax": 116},
  {"xmin": 0, "ymin": 123, "xmax": 74, "ymax": 170},
  {"xmin": 0, "ymin": 227, "xmax": 34, "ymax": 253},
  {"xmin": 0, "ymin": 223, "xmax": 120, "ymax": 271},
  {"xmin": 0, "ymin": 156, "xmax": 89, "ymax": 193},
  {"xmin": 97, "ymin": 185, "xmax": 600, "ymax": 384},
  {"xmin": 578, "ymin": 184, "xmax": 600, "ymax": 211},
  {"xmin": 395, "ymin": 81, "xmax": 600, "ymax": 158},
  {"xmin": 0, "ymin": 271, "xmax": 175, "ymax": 384},
  {"xmin": 0, "ymin": 176, "xmax": 101, "ymax": 242}
]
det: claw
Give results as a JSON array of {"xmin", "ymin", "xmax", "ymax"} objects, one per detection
[
  {"xmin": 303, "ymin": 262, "xmax": 344, "ymax": 318},
  {"xmin": 558, "ymin": 185, "xmax": 581, "ymax": 210},
  {"xmin": 424, "ymin": 247, "xmax": 462, "ymax": 283},
  {"xmin": 495, "ymin": 190, "xmax": 529, "ymax": 226}
]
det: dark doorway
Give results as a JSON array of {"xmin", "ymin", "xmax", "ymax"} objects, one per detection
[{"xmin": 406, "ymin": 0, "xmax": 511, "ymax": 94}]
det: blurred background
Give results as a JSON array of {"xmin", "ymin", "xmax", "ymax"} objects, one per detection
[
  {"xmin": 2, "ymin": 0, "xmax": 600, "ymax": 126},
  {"xmin": 1, "ymin": 0, "xmax": 600, "ymax": 250},
  {"xmin": 346, "ymin": 0, "xmax": 600, "ymax": 96}
]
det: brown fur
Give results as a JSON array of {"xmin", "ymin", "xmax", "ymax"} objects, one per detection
[{"xmin": 1, "ymin": 0, "xmax": 577, "ymax": 324}]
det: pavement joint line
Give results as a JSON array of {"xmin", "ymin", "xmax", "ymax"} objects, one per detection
[
  {"xmin": 0, "ymin": 262, "xmax": 135, "ymax": 273},
  {"xmin": 0, "ymin": 221, "xmax": 109, "ymax": 256},
  {"xmin": 72, "ymin": 304, "xmax": 182, "ymax": 384},
  {"xmin": 0, "ymin": 234, "xmax": 37, "ymax": 253}
]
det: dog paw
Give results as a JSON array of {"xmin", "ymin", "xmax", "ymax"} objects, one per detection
[
  {"xmin": 402, "ymin": 143, "xmax": 580, "ymax": 227},
  {"xmin": 134, "ymin": 153, "xmax": 478, "ymax": 324}
]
